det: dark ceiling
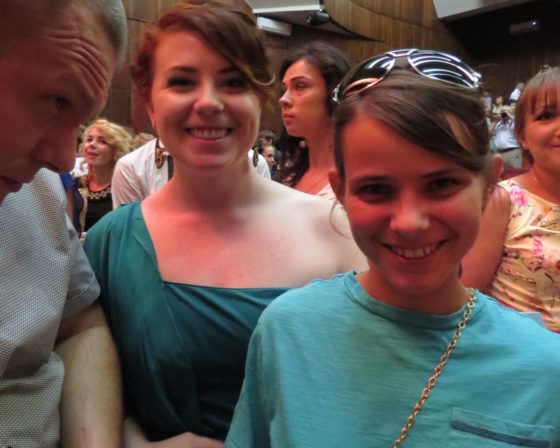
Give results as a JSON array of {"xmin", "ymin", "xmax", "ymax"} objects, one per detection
[{"xmin": 445, "ymin": 0, "xmax": 560, "ymax": 58}]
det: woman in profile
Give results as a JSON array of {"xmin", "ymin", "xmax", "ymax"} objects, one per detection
[
  {"xmin": 275, "ymin": 41, "xmax": 352, "ymax": 200},
  {"xmin": 226, "ymin": 50, "xmax": 560, "ymax": 447},
  {"xmin": 83, "ymin": 1, "xmax": 365, "ymax": 446}
]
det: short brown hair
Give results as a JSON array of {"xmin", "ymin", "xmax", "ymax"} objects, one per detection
[
  {"xmin": 515, "ymin": 67, "xmax": 560, "ymax": 142},
  {"xmin": 131, "ymin": 0, "xmax": 275, "ymax": 106},
  {"xmin": 333, "ymin": 69, "xmax": 491, "ymax": 181}
]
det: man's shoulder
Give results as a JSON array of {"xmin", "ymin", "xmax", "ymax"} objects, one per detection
[{"xmin": 1, "ymin": 169, "xmax": 64, "ymax": 217}]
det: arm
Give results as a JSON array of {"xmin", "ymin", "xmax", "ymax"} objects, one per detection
[
  {"xmin": 123, "ymin": 418, "xmax": 223, "ymax": 448},
  {"xmin": 55, "ymin": 302, "xmax": 122, "ymax": 448},
  {"xmin": 461, "ymin": 185, "xmax": 511, "ymax": 290},
  {"xmin": 112, "ymin": 157, "xmax": 144, "ymax": 209}
]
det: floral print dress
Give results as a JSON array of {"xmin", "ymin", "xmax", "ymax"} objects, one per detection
[{"xmin": 486, "ymin": 179, "xmax": 560, "ymax": 332}]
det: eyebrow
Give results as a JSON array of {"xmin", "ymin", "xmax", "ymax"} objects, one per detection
[
  {"xmin": 166, "ymin": 65, "xmax": 241, "ymax": 75},
  {"xmin": 348, "ymin": 169, "xmax": 463, "ymax": 185},
  {"xmin": 282, "ymin": 75, "xmax": 312, "ymax": 85}
]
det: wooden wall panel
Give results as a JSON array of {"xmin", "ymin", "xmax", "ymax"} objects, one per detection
[{"xmin": 101, "ymin": 0, "xmax": 559, "ymax": 134}]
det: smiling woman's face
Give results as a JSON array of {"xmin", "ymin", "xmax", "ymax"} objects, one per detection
[
  {"xmin": 147, "ymin": 31, "xmax": 262, "ymax": 172},
  {"xmin": 331, "ymin": 113, "xmax": 486, "ymax": 301},
  {"xmin": 84, "ymin": 127, "xmax": 114, "ymax": 168}
]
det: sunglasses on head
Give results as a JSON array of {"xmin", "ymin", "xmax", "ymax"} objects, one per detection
[{"xmin": 332, "ymin": 49, "xmax": 481, "ymax": 104}]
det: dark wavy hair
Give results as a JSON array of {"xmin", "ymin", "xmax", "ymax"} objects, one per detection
[{"xmin": 275, "ymin": 41, "xmax": 352, "ymax": 186}]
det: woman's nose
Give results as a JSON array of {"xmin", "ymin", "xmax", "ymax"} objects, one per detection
[
  {"xmin": 390, "ymin": 198, "xmax": 430, "ymax": 234},
  {"xmin": 194, "ymin": 83, "xmax": 224, "ymax": 115},
  {"xmin": 279, "ymin": 90, "xmax": 291, "ymax": 107}
]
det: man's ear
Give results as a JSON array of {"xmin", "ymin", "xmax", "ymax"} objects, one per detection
[{"xmin": 329, "ymin": 170, "xmax": 346, "ymax": 208}]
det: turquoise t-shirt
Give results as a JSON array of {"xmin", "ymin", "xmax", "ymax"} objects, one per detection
[
  {"xmin": 83, "ymin": 202, "xmax": 288, "ymax": 441},
  {"xmin": 226, "ymin": 272, "xmax": 560, "ymax": 448}
]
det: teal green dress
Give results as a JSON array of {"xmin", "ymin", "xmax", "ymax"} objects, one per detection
[{"xmin": 83, "ymin": 202, "xmax": 288, "ymax": 441}]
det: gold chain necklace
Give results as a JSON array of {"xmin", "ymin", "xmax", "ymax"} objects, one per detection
[{"xmin": 392, "ymin": 288, "xmax": 476, "ymax": 448}]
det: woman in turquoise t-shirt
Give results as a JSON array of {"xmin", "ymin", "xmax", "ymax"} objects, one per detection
[
  {"xmin": 226, "ymin": 51, "xmax": 560, "ymax": 447},
  {"xmin": 83, "ymin": 2, "xmax": 366, "ymax": 447}
]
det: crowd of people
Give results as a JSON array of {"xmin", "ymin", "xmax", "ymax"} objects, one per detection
[{"xmin": 1, "ymin": 0, "xmax": 559, "ymax": 447}]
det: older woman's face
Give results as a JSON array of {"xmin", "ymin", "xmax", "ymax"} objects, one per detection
[
  {"xmin": 519, "ymin": 97, "xmax": 560, "ymax": 170},
  {"xmin": 147, "ymin": 31, "xmax": 262, "ymax": 172},
  {"xmin": 83, "ymin": 127, "xmax": 114, "ymax": 168},
  {"xmin": 279, "ymin": 59, "xmax": 329, "ymax": 138}
]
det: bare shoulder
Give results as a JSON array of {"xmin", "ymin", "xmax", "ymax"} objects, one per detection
[
  {"xmin": 265, "ymin": 181, "xmax": 344, "ymax": 229},
  {"xmin": 264, "ymin": 182, "xmax": 366, "ymax": 271}
]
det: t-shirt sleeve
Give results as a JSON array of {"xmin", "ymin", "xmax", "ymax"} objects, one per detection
[
  {"xmin": 112, "ymin": 157, "xmax": 144, "ymax": 209},
  {"xmin": 225, "ymin": 323, "xmax": 271, "ymax": 448},
  {"xmin": 62, "ymin": 213, "xmax": 100, "ymax": 318}
]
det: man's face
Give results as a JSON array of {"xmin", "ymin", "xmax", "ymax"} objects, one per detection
[{"xmin": 0, "ymin": 3, "xmax": 116, "ymax": 203}]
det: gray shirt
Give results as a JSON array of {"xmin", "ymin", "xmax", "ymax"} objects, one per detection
[{"xmin": 0, "ymin": 169, "xmax": 100, "ymax": 447}]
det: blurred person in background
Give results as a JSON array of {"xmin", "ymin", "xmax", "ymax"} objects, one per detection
[
  {"xmin": 75, "ymin": 118, "xmax": 132, "ymax": 231},
  {"xmin": 463, "ymin": 66, "xmax": 560, "ymax": 332}
]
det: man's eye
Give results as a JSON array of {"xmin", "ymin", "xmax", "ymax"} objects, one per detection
[{"xmin": 54, "ymin": 96, "xmax": 70, "ymax": 111}]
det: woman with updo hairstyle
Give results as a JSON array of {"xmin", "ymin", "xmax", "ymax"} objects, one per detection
[
  {"xmin": 83, "ymin": 1, "xmax": 365, "ymax": 446},
  {"xmin": 226, "ymin": 51, "xmax": 560, "ymax": 447},
  {"xmin": 75, "ymin": 118, "xmax": 131, "ymax": 232},
  {"xmin": 275, "ymin": 41, "xmax": 352, "ymax": 199},
  {"xmin": 463, "ymin": 66, "xmax": 560, "ymax": 332}
]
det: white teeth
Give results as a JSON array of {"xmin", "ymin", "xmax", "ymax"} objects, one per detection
[
  {"xmin": 189, "ymin": 128, "xmax": 228, "ymax": 140},
  {"xmin": 390, "ymin": 243, "xmax": 439, "ymax": 259}
]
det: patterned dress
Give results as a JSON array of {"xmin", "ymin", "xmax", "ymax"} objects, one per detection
[{"xmin": 486, "ymin": 179, "xmax": 560, "ymax": 331}]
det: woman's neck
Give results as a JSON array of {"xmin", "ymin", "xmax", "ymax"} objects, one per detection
[
  {"xmin": 160, "ymin": 159, "xmax": 263, "ymax": 213},
  {"xmin": 357, "ymin": 268, "xmax": 470, "ymax": 315},
  {"xmin": 530, "ymin": 165, "xmax": 560, "ymax": 204},
  {"xmin": 88, "ymin": 165, "xmax": 113, "ymax": 189},
  {"xmin": 304, "ymin": 122, "xmax": 335, "ymax": 172}
]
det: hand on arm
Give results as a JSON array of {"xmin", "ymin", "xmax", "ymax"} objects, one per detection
[
  {"xmin": 55, "ymin": 302, "xmax": 122, "ymax": 448},
  {"xmin": 123, "ymin": 418, "xmax": 223, "ymax": 448},
  {"xmin": 461, "ymin": 185, "xmax": 511, "ymax": 291}
]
